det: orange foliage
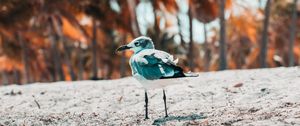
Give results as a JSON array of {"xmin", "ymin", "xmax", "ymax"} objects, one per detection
[
  {"xmin": 191, "ymin": 0, "xmax": 232, "ymax": 23},
  {"xmin": 62, "ymin": 17, "xmax": 87, "ymax": 43},
  {"xmin": 0, "ymin": 56, "xmax": 23, "ymax": 71},
  {"xmin": 62, "ymin": 64, "xmax": 71, "ymax": 81},
  {"xmin": 244, "ymin": 48, "xmax": 260, "ymax": 68},
  {"xmin": 153, "ymin": 0, "xmax": 178, "ymax": 14},
  {"xmin": 227, "ymin": 11, "xmax": 260, "ymax": 43},
  {"xmin": 23, "ymin": 32, "xmax": 49, "ymax": 48}
]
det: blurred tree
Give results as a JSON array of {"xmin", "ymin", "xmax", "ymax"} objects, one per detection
[
  {"xmin": 188, "ymin": 1, "xmax": 195, "ymax": 71},
  {"xmin": 120, "ymin": 35, "xmax": 127, "ymax": 77},
  {"xmin": 226, "ymin": 10, "xmax": 260, "ymax": 69},
  {"xmin": 51, "ymin": 16, "xmax": 76, "ymax": 81},
  {"xmin": 190, "ymin": 0, "xmax": 231, "ymax": 71},
  {"xmin": 288, "ymin": 0, "xmax": 297, "ymax": 66},
  {"xmin": 48, "ymin": 16, "xmax": 65, "ymax": 81},
  {"xmin": 91, "ymin": 19, "xmax": 99, "ymax": 80},
  {"xmin": 77, "ymin": 42, "xmax": 84, "ymax": 80},
  {"xmin": 203, "ymin": 23, "xmax": 210, "ymax": 71},
  {"xmin": 17, "ymin": 32, "xmax": 31, "ymax": 83},
  {"xmin": 127, "ymin": 0, "xmax": 141, "ymax": 37},
  {"xmin": 176, "ymin": 15, "xmax": 186, "ymax": 48},
  {"xmin": 150, "ymin": 0, "xmax": 178, "ymax": 50},
  {"xmin": 268, "ymin": 0, "xmax": 300, "ymax": 67},
  {"xmin": 150, "ymin": 0, "xmax": 161, "ymax": 49},
  {"xmin": 1, "ymin": 71, "xmax": 8, "ymax": 85},
  {"xmin": 219, "ymin": 0, "xmax": 227, "ymax": 70},
  {"xmin": 13, "ymin": 68, "xmax": 20, "ymax": 84},
  {"xmin": 259, "ymin": 0, "xmax": 271, "ymax": 68}
]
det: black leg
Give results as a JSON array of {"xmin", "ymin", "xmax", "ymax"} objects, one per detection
[
  {"xmin": 144, "ymin": 90, "xmax": 149, "ymax": 119},
  {"xmin": 163, "ymin": 89, "xmax": 168, "ymax": 117}
]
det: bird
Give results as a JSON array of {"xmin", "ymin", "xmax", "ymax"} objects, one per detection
[{"xmin": 116, "ymin": 36, "xmax": 198, "ymax": 119}]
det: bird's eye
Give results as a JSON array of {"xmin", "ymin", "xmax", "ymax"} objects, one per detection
[{"xmin": 134, "ymin": 42, "xmax": 140, "ymax": 46}]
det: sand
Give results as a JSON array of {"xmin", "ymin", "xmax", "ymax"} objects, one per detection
[{"xmin": 0, "ymin": 67, "xmax": 300, "ymax": 125}]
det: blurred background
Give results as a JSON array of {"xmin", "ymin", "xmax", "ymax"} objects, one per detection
[{"xmin": 0, "ymin": 0, "xmax": 299, "ymax": 85}]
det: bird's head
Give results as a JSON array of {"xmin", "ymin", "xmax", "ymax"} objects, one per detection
[{"xmin": 116, "ymin": 36, "xmax": 154, "ymax": 53}]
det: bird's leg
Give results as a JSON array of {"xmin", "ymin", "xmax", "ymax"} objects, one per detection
[
  {"xmin": 144, "ymin": 90, "xmax": 149, "ymax": 119},
  {"xmin": 163, "ymin": 89, "xmax": 169, "ymax": 117}
]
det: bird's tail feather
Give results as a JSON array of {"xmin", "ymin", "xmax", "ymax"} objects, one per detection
[
  {"xmin": 183, "ymin": 72, "xmax": 199, "ymax": 77},
  {"xmin": 160, "ymin": 65, "xmax": 198, "ymax": 79}
]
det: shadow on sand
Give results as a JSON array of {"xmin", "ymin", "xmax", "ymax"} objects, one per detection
[{"xmin": 152, "ymin": 114, "xmax": 206, "ymax": 126}]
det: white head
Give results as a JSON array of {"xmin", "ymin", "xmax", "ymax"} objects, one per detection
[{"xmin": 116, "ymin": 36, "xmax": 154, "ymax": 53}]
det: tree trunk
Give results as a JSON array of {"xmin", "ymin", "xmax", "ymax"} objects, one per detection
[
  {"xmin": 17, "ymin": 32, "xmax": 31, "ymax": 83},
  {"xmin": 219, "ymin": 0, "xmax": 227, "ymax": 70},
  {"xmin": 127, "ymin": 0, "xmax": 141, "ymax": 37},
  {"xmin": 188, "ymin": 3, "xmax": 195, "ymax": 71},
  {"xmin": 53, "ymin": 35, "xmax": 65, "ymax": 81},
  {"xmin": 91, "ymin": 19, "xmax": 99, "ymax": 80},
  {"xmin": 51, "ymin": 17, "xmax": 76, "ymax": 81},
  {"xmin": 259, "ymin": 0, "xmax": 271, "ymax": 68},
  {"xmin": 49, "ymin": 17, "xmax": 65, "ymax": 81},
  {"xmin": 77, "ymin": 42, "xmax": 84, "ymax": 80},
  {"xmin": 177, "ymin": 15, "xmax": 186, "ymax": 48},
  {"xmin": 13, "ymin": 69, "xmax": 20, "ymax": 85},
  {"xmin": 151, "ymin": 0, "xmax": 161, "ymax": 49},
  {"xmin": 1, "ymin": 71, "xmax": 8, "ymax": 85},
  {"xmin": 288, "ymin": 0, "xmax": 298, "ymax": 67},
  {"xmin": 120, "ymin": 35, "xmax": 127, "ymax": 78},
  {"xmin": 203, "ymin": 23, "xmax": 210, "ymax": 71},
  {"xmin": 62, "ymin": 41, "xmax": 76, "ymax": 80},
  {"xmin": 41, "ymin": 49, "xmax": 55, "ymax": 82},
  {"xmin": 160, "ymin": 33, "xmax": 169, "ymax": 51}
]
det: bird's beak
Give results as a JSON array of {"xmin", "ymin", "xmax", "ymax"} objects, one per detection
[{"xmin": 116, "ymin": 45, "xmax": 132, "ymax": 52}]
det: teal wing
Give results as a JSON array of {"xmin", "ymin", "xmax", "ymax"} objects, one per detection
[{"xmin": 130, "ymin": 50, "xmax": 178, "ymax": 80}]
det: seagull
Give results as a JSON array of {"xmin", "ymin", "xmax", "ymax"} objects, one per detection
[{"xmin": 116, "ymin": 36, "xmax": 198, "ymax": 119}]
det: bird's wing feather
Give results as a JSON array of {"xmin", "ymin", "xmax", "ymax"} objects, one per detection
[
  {"xmin": 130, "ymin": 49, "xmax": 181, "ymax": 79},
  {"xmin": 135, "ymin": 49, "xmax": 178, "ymax": 66},
  {"xmin": 131, "ymin": 49, "xmax": 198, "ymax": 80}
]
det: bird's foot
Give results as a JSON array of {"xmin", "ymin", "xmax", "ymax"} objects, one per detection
[{"xmin": 144, "ymin": 117, "xmax": 149, "ymax": 120}]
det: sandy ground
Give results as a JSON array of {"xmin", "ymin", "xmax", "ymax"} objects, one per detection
[{"xmin": 0, "ymin": 67, "xmax": 300, "ymax": 126}]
